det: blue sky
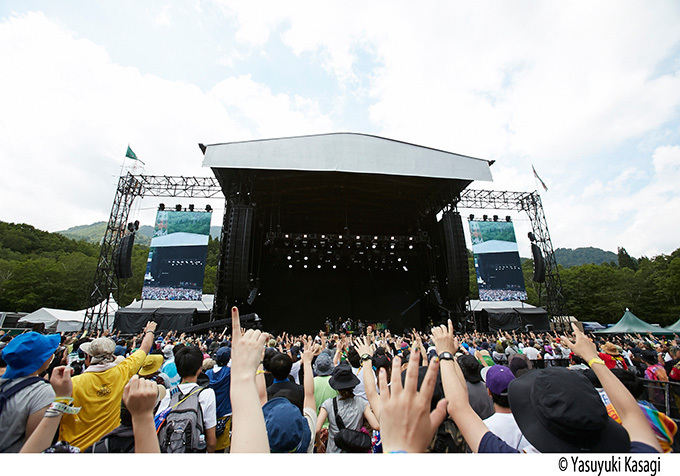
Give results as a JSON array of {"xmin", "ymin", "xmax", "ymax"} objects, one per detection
[{"xmin": 1, "ymin": 1, "xmax": 679, "ymax": 259}]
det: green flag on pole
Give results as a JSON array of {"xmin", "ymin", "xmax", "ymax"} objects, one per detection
[{"xmin": 125, "ymin": 145, "xmax": 145, "ymax": 165}]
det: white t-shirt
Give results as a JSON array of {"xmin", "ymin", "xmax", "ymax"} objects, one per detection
[
  {"xmin": 155, "ymin": 382, "xmax": 217, "ymax": 430},
  {"xmin": 522, "ymin": 346, "xmax": 540, "ymax": 360},
  {"xmin": 483, "ymin": 412, "xmax": 536, "ymax": 453}
]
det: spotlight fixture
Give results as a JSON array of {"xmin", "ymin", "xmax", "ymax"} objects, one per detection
[
  {"xmin": 175, "ymin": 204, "xmax": 182, "ymax": 211},
  {"xmin": 158, "ymin": 203, "xmax": 165, "ymax": 211},
  {"xmin": 506, "ymin": 216, "xmax": 511, "ymax": 222},
  {"xmin": 206, "ymin": 204, "xmax": 212, "ymax": 212},
  {"xmin": 469, "ymin": 214, "xmax": 474, "ymax": 221},
  {"xmin": 189, "ymin": 204, "xmax": 195, "ymax": 211},
  {"xmin": 483, "ymin": 214, "xmax": 488, "ymax": 221},
  {"xmin": 493, "ymin": 215, "xmax": 498, "ymax": 222},
  {"xmin": 528, "ymin": 232, "xmax": 537, "ymax": 242}
]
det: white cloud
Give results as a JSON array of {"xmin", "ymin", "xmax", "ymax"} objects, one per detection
[{"xmin": 0, "ymin": 11, "xmax": 333, "ymax": 232}]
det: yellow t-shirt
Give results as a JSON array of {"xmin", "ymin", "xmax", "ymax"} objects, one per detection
[{"xmin": 59, "ymin": 349, "xmax": 147, "ymax": 451}]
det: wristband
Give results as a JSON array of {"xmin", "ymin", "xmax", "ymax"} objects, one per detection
[
  {"xmin": 388, "ymin": 450, "xmax": 407, "ymax": 453},
  {"xmin": 47, "ymin": 401, "xmax": 81, "ymax": 415},
  {"xmin": 256, "ymin": 370, "xmax": 265, "ymax": 375},
  {"xmin": 53, "ymin": 397, "xmax": 74, "ymax": 404},
  {"xmin": 438, "ymin": 352, "xmax": 455, "ymax": 361},
  {"xmin": 145, "ymin": 330, "xmax": 155, "ymax": 336},
  {"xmin": 588, "ymin": 357, "xmax": 605, "ymax": 367},
  {"xmin": 361, "ymin": 353, "xmax": 372, "ymax": 362}
]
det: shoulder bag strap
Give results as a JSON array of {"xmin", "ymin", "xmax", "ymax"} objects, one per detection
[{"xmin": 332, "ymin": 397, "xmax": 346, "ymax": 430}]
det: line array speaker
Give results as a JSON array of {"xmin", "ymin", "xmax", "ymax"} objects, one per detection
[
  {"xmin": 224, "ymin": 205, "xmax": 253, "ymax": 298},
  {"xmin": 113, "ymin": 233, "xmax": 135, "ymax": 279},
  {"xmin": 441, "ymin": 211, "xmax": 469, "ymax": 300},
  {"xmin": 531, "ymin": 242, "xmax": 546, "ymax": 283}
]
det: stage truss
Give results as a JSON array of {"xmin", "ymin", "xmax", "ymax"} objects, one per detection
[{"xmin": 84, "ymin": 174, "xmax": 566, "ymax": 331}]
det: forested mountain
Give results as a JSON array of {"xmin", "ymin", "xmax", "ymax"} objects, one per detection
[
  {"xmin": 554, "ymin": 247, "xmax": 618, "ymax": 268},
  {"xmin": 1, "ymin": 220, "xmax": 679, "ymax": 326},
  {"xmin": 57, "ymin": 222, "xmax": 154, "ymax": 246},
  {"xmin": 57, "ymin": 222, "xmax": 222, "ymax": 245}
]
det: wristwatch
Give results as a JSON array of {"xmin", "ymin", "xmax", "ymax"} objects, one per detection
[
  {"xmin": 438, "ymin": 352, "xmax": 455, "ymax": 361},
  {"xmin": 361, "ymin": 353, "xmax": 372, "ymax": 362}
]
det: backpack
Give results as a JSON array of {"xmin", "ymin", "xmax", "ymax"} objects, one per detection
[
  {"xmin": 157, "ymin": 385, "xmax": 207, "ymax": 453},
  {"xmin": 0, "ymin": 376, "xmax": 44, "ymax": 416}
]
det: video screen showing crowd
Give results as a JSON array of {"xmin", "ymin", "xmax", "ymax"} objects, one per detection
[
  {"xmin": 469, "ymin": 219, "xmax": 527, "ymax": 302},
  {"xmin": 142, "ymin": 210, "xmax": 212, "ymax": 301}
]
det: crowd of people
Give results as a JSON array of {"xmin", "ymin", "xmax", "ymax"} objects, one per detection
[
  {"xmin": 0, "ymin": 311, "xmax": 679, "ymax": 455},
  {"xmin": 140, "ymin": 286, "xmax": 203, "ymax": 301}
]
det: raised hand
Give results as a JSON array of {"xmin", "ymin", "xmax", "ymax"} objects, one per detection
[
  {"xmin": 378, "ymin": 351, "xmax": 447, "ymax": 453},
  {"xmin": 50, "ymin": 366, "xmax": 73, "ymax": 398},
  {"xmin": 560, "ymin": 322, "xmax": 597, "ymax": 362},
  {"xmin": 123, "ymin": 375, "xmax": 159, "ymax": 417},
  {"xmin": 430, "ymin": 319, "xmax": 459, "ymax": 356}
]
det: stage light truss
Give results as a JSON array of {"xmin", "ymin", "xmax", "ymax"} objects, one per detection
[
  {"xmin": 265, "ymin": 231, "xmax": 427, "ymax": 271},
  {"xmin": 134, "ymin": 175, "xmax": 223, "ymax": 198}
]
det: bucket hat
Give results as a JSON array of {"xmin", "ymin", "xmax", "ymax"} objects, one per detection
[
  {"xmin": 313, "ymin": 353, "xmax": 334, "ymax": 376},
  {"xmin": 138, "ymin": 354, "xmax": 164, "ymax": 377},
  {"xmin": 329, "ymin": 363, "xmax": 360, "ymax": 390},
  {"xmin": 262, "ymin": 397, "xmax": 311, "ymax": 453},
  {"xmin": 1, "ymin": 332, "xmax": 60, "ymax": 379},
  {"xmin": 508, "ymin": 367, "xmax": 630, "ymax": 452}
]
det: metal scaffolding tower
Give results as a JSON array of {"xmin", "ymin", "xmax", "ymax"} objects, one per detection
[
  {"xmin": 83, "ymin": 173, "xmax": 222, "ymax": 331},
  {"xmin": 454, "ymin": 189, "xmax": 567, "ymax": 318}
]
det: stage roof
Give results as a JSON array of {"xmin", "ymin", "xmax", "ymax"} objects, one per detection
[
  {"xmin": 202, "ymin": 133, "xmax": 494, "ymax": 235},
  {"xmin": 202, "ymin": 133, "xmax": 493, "ymax": 181}
]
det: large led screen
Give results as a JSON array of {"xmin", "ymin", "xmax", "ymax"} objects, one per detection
[
  {"xmin": 469, "ymin": 220, "xmax": 527, "ymax": 301},
  {"xmin": 142, "ymin": 210, "xmax": 212, "ymax": 301}
]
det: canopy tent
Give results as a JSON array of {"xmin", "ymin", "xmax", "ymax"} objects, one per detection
[
  {"xmin": 18, "ymin": 296, "xmax": 119, "ymax": 333},
  {"xmin": 593, "ymin": 309, "xmax": 670, "ymax": 335},
  {"xmin": 19, "ymin": 308, "xmax": 85, "ymax": 333},
  {"xmin": 664, "ymin": 317, "xmax": 680, "ymax": 333}
]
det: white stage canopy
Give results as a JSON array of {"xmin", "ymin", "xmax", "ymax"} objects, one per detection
[{"xmin": 203, "ymin": 133, "xmax": 494, "ymax": 181}]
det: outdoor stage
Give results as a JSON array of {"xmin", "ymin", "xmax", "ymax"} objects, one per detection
[{"xmin": 202, "ymin": 133, "xmax": 493, "ymax": 333}]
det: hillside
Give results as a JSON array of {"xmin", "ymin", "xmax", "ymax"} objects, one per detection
[
  {"xmin": 554, "ymin": 247, "xmax": 618, "ymax": 268},
  {"xmin": 58, "ymin": 222, "xmax": 222, "ymax": 245}
]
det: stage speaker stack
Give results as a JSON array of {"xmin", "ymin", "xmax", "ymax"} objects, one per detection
[
  {"xmin": 441, "ymin": 211, "xmax": 470, "ymax": 301},
  {"xmin": 113, "ymin": 233, "xmax": 135, "ymax": 279},
  {"xmin": 531, "ymin": 243, "xmax": 546, "ymax": 283},
  {"xmin": 224, "ymin": 205, "xmax": 253, "ymax": 298}
]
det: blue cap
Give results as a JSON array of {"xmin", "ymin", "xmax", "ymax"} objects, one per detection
[
  {"xmin": 1, "ymin": 332, "xmax": 60, "ymax": 379},
  {"xmin": 215, "ymin": 346, "xmax": 231, "ymax": 365},
  {"xmin": 262, "ymin": 397, "xmax": 311, "ymax": 453}
]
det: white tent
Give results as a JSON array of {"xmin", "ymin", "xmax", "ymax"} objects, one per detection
[
  {"xmin": 18, "ymin": 296, "xmax": 119, "ymax": 333},
  {"xmin": 19, "ymin": 308, "xmax": 86, "ymax": 333}
]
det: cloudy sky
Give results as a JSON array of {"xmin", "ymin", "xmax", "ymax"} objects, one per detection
[{"xmin": 1, "ymin": 1, "xmax": 679, "ymax": 259}]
